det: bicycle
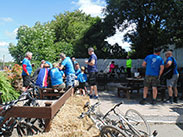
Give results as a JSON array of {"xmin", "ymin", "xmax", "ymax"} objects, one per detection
[
  {"xmin": 102, "ymin": 102, "xmax": 158, "ymax": 137},
  {"xmin": 79, "ymin": 101, "xmax": 128, "ymax": 137},
  {"xmin": 0, "ymin": 82, "xmax": 45, "ymax": 136}
]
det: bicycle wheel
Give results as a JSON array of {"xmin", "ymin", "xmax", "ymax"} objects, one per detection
[
  {"xmin": 124, "ymin": 109, "xmax": 150, "ymax": 137},
  {"xmin": 100, "ymin": 125, "xmax": 128, "ymax": 137}
]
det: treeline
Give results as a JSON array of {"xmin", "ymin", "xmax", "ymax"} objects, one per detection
[
  {"xmin": 9, "ymin": 10, "xmax": 127, "ymax": 65},
  {"xmin": 9, "ymin": 0, "xmax": 183, "ymax": 64}
]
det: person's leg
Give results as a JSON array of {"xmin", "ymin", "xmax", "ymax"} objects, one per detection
[
  {"xmin": 143, "ymin": 87, "xmax": 149, "ymax": 99},
  {"xmin": 152, "ymin": 87, "xmax": 158, "ymax": 99},
  {"xmin": 93, "ymin": 85, "xmax": 98, "ymax": 96},
  {"xmin": 90, "ymin": 85, "xmax": 94, "ymax": 96}
]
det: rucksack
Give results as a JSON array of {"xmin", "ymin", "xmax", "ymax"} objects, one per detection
[{"xmin": 162, "ymin": 57, "xmax": 175, "ymax": 80}]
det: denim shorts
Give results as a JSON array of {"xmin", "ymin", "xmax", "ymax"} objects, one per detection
[
  {"xmin": 167, "ymin": 74, "xmax": 179, "ymax": 87},
  {"xmin": 66, "ymin": 74, "xmax": 75, "ymax": 87}
]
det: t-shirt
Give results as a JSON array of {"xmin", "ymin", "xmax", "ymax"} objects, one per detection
[
  {"xmin": 50, "ymin": 68, "xmax": 64, "ymax": 86},
  {"xmin": 144, "ymin": 54, "xmax": 164, "ymax": 76},
  {"xmin": 165, "ymin": 57, "xmax": 179, "ymax": 75},
  {"xmin": 75, "ymin": 68, "xmax": 81, "ymax": 76},
  {"xmin": 87, "ymin": 53, "xmax": 98, "ymax": 73},
  {"xmin": 61, "ymin": 57, "xmax": 75, "ymax": 75},
  {"xmin": 77, "ymin": 72, "xmax": 87, "ymax": 83},
  {"xmin": 22, "ymin": 58, "xmax": 32, "ymax": 76},
  {"xmin": 36, "ymin": 68, "xmax": 49, "ymax": 88}
]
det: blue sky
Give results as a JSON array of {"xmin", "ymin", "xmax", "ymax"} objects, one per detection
[{"xmin": 0, "ymin": 0, "xmax": 130, "ymax": 62}]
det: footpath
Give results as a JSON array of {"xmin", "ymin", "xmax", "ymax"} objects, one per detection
[{"xmin": 90, "ymin": 83, "xmax": 183, "ymax": 124}]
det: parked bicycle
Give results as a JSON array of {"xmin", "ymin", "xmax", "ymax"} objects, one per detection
[
  {"xmin": 0, "ymin": 81, "xmax": 45, "ymax": 136},
  {"xmin": 79, "ymin": 101, "xmax": 128, "ymax": 137},
  {"xmin": 80, "ymin": 101, "xmax": 157, "ymax": 137}
]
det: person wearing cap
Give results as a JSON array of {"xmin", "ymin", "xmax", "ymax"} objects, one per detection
[
  {"xmin": 50, "ymin": 63, "xmax": 65, "ymax": 90},
  {"xmin": 139, "ymin": 48, "xmax": 164, "ymax": 105},
  {"xmin": 22, "ymin": 52, "xmax": 33, "ymax": 91},
  {"xmin": 35, "ymin": 63, "xmax": 50, "ymax": 88},
  {"xmin": 85, "ymin": 47, "xmax": 98, "ymax": 99},
  {"xmin": 59, "ymin": 53, "xmax": 75, "ymax": 95},
  {"xmin": 164, "ymin": 50, "xmax": 179, "ymax": 103}
]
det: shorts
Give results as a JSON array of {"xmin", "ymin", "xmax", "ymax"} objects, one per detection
[
  {"xmin": 88, "ymin": 72, "xmax": 97, "ymax": 86},
  {"xmin": 66, "ymin": 74, "xmax": 75, "ymax": 87},
  {"xmin": 22, "ymin": 75, "xmax": 31, "ymax": 87},
  {"xmin": 144, "ymin": 75, "xmax": 159, "ymax": 88},
  {"xmin": 78, "ymin": 82, "xmax": 86, "ymax": 89},
  {"xmin": 52, "ymin": 83, "xmax": 66, "ymax": 89},
  {"xmin": 167, "ymin": 74, "xmax": 179, "ymax": 87}
]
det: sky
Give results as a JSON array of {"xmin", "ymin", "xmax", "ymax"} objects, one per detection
[{"xmin": 0, "ymin": 0, "xmax": 131, "ymax": 62}]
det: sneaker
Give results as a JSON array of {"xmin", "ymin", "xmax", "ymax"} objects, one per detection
[
  {"xmin": 166, "ymin": 97, "xmax": 173, "ymax": 104},
  {"xmin": 151, "ymin": 99, "xmax": 157, "ymax": 105},
  {"xmin": 139, "ymin": 99, "xmax": 147, "ymax": 105},
  {"xmin": 93, "ymin": 95, "xmax": 99, "ymax": 99},
  {"xmin": 89, "ymin": 94, "xmax": 93, "ymax": 99},
  {"xmin": 174, "ymin": 97, "xmax": 178, "ymax": 103}
]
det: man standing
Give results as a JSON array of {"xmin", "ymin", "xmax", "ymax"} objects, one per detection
[
  {"xmin": 22, "ymin": 52, "xmax": 33, "ymax": 91},
  {"xmin": 85, "ymin": 47, "xmax": 98, "ymax": 99},
  {"xmin": 59, "ymin": 53, "xmax": 75, "ymax": 95},
  {"xmin": 126, "ymin": 56, "xmax": 132, "ymax": 77},
  {"xmin": 139, "ymin": 48, "xmax": 164, "ymax": 105},
  {"xmin": 165, "ymin": 50, "xmax": 179, "ymax": 103}
]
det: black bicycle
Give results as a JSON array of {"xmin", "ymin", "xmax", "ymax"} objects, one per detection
[{"xmin": 0, "ymin": 82, "xmax": 45, "ymax": 136}]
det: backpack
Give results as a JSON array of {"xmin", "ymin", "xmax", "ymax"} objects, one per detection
[{"xmin": 162, "ymin": 57, "xmax": 175, "ymax": 80}]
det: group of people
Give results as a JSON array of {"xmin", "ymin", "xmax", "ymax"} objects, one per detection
[
  {"xmin": 140, "ymin": 48, "xmax": 179, "ymax": 105},
  {"xmin": 21, "ymin": 47, "xmax": 99, "ymax": 98}
]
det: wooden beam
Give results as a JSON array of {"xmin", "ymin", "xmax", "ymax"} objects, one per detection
[
  {"xmin": 4, "ymin": 106, "xmax": 52, "ymax": 119},
  {"xmin": 51, "ymin": 87, "xmax": 72, "ymax": 118}
]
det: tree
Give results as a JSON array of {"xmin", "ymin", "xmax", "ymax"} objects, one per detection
[
  {"xmin": 9, "ymin": 22, "xmax": 56, "ymax": 64},
  {"xmin": 104, "ymin": 0, "xmax": 183, "ymax": 58}
]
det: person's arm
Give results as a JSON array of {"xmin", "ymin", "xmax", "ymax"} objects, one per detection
[
  {"xmin": 86, "ymin": 59, "xmax": 95, "ymax": 66},
  {"xmin": 159, "ymin": 65, "xmax": 164, "ymax": 79},
  {"xmin": 165, "ymin": 60, "xmax": 172, "ymax": 68},
  {"xmin": 22, "ymin": 64, "xmax": 29, "ymax": 75},
  {"xmin": 142, "ymin": 61, "xmax": 147, "ymax": 67},
  {"xmin": 59, "ymin": 65, "xmax": 64, "ymax": 70}
]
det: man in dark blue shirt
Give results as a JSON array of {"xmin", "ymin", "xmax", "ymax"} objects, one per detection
[{"xmin": 85, "ymin": 47, "xmax": 98, "ymax": 99}]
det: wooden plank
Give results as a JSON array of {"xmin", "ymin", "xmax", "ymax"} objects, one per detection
[
  {"xmin": 3, "ymin": 106, "xmax": 51, "ymax": 119},
  {"xmin": 51, "ymin": 87, "xmax": 72, "ymax": 118}
]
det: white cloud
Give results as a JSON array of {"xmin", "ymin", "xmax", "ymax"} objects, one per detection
[
  {"xmin": 0, "ymin": 46, "xmax": 13, "ymax": 62},
  {"xmin": 73, "ymin": 0, "xmax": 105, "ymax": 17},
  {"xmin": 0, "ymin": 17, "xmax": 13, "ymax": 22},
  {"xmin": 0, "ymin": 41, "xmax": 9, "ymax": 47},
  {"xmin": 5, "ymin": 28, "xmax": 18, "ymax": 40}
]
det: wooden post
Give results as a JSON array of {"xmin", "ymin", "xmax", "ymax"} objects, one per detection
[{"xmin": 44, "ymin": 102, "xmax": 52, "ymax": 132}]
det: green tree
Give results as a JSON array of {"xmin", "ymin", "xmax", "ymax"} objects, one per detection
[
  {"xmin": 104, "ymin": 0, "xmax": 183, "ymax": 58},
  {"xmin": 9, "ymin": 22, "xmax": 56, "ymax": 64}
]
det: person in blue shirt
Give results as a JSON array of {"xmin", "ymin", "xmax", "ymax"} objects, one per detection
[
  {"xmin": 50, "ymin": 63, "xmax": 65, "ymax": 90},
  {"xmin": 59, "ymin": 53, "xmax": 75, "ymax": 95},
  {"xmin": 139, "ymin": 48, "xmax": 164, "ymax": 105},
  {"xmin": 85, "ymin": 47, "xmax": 98, "ymax": 99},
  {"xmin": 165, "ymin": 50, "xmax": 179, "ymax": 103},
  {"xmin": 77, "ymin": 66, "xmax": 87, "ymax": 95},
  {"xmin": 75, "ymin": 63, "xmax": 81, "ymax": 76},
  {"xmin": 22, "ymin": 52, "xmax": 33, "ymax": 91}
]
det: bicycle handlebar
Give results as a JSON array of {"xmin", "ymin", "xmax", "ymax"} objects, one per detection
[{"xmin": 103, "ymin": 102, "xmax": 123, "ymax": 119}]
